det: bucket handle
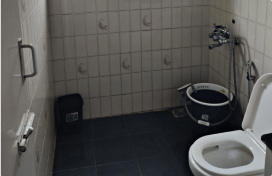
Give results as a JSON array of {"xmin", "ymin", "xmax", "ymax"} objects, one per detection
[{"xmin": 184, "ymin": 91, "xmax": 233, "ymax": 127}]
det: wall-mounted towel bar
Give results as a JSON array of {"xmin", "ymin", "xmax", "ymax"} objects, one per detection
[{"xmin": 18, "ymin": 38, "xmax": 37, "ymax": 81}]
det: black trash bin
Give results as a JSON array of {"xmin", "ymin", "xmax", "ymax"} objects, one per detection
[{"xmin": 55, "ymin": 94, "xmax": 84, "ymax": 135}]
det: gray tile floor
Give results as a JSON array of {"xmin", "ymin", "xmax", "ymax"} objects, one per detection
[{"xmin": 53, "ymin": 110, "xmax": 237, "ymax": 176}]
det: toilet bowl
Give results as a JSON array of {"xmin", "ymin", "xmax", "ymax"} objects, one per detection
[{"xmin": 188, "ymin": 73, "xmax": 272, "ymax": 176}]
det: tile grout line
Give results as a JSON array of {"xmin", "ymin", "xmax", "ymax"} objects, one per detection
[{"xmin": 123, "ymin": 114, "xmax": 143, "ymax": 176}]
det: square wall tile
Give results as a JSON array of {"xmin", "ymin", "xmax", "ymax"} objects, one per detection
[
  {"xmin": 96, "ymin": 0, "xmax": 107, "ymax": 12},
  {"xmin": 76, "ymin": 58, "xmax": 88, "ymax": 79},
  {"xmin": 142, "ymin": 72, "xmax": 152, "ymax": 91},
  {"xmin": 88, "ymin": 57, "xmax": 99, "ymax": 77},
  {"xmin": 111, "ymin": 95, "xmax": 122, "ymax": 115},
  {"xmin": 119, "ymin": 0, "xmax": 130, "ymax": 10},
  {"xmin": 131, "ymin": 0, "xmax": 141, "ymax": 9},
  {"xmin": 55, "ymin": 81, "xmax": 66, "ymax": 97},
  {"xmin": 265, "ymin": 28, "xmax": 272, "ymax": 58},
  {"xmin": 122, "ymin": 94, "xmax": 132, "ymax": 114},
  {"xmin": 109, "ymin": 12, "xmax": 119, "ymax": 33},
  {"xmin": 152, "ymin": 90, "xmax": 162, "ymax": 110},
  {"xmin": 108, "ymin": 0, "xmax": 119, "ymax": 11},
  {"xmin": 131, "ymin": 32, "xmax": 141, "ymax": 52},
  {"xmin": 120, "ymin": 32, "xmax": 131, "ymax": 53},
  {"xmin": 133, "ymin": 93, "xmax": 143, "ymax": 112},
  {"xmin": 142, "ymin": 51, "xmax": 152, "ymax": 71},
  {"xmin": 110, "ymin": 33, "xmax": 120, "ymax": 54},
  {"xmin": 90, "ymin": 98, "xmax": 101, "ymax": 118},
  {"xmin": 132, "ymin": 72, "xmax": 142, "ymax": 93},
  {"xmin": 85, "ymin": 0, "xmax": 96, "ymax": 12},
  {"xmin": 83, "ymin": 99, "xmax": 91, "ymax": 119},
  {"xmin": 142, "ymin": 31, "xmax": 152, "ymax": 51},
  {"xmin": 78, "ymin": 78, "xmax": 89, "ymax": 98},
  {"xmin": 99, "ymin": 55, "xmax": 110, "ymax": 76},
  {"xmin": 98, "ymin": 34, "xmax": 109, "ymax": 55},
  {"xmin": 162, "ymin": 8, "xmax": 171, "ymax": 28},
  {"xmin": 62, "ymin": 15, "xmax": 74, "ymax": 36},
  {"xmin": 152, "ymin": 71, "xmax": 162, "ymax": 90},
  {"xmin": 172, "ymin": 29, "xmax": 181, "ymax": 48},
  {"xmin": 122, "ymin": 74, "xmax": 132, "ymax": 94},
  {"xmin": 97, "ymin": 13, "xmax": 109, "ymax": 34},
  {"xmin": 75, "ymin": 36, "xmax": 87, "ymax": 57},
  {"xmin": 162, "ymin": 29, "xmax": 171, "ymax": 49},
  {"xmin": 110, "ymin": 54, "xmax": 121, "ymax": 75},
  {"xmin": 182, "ymin": 7, "xmax": 192, "ymax": 27},
  {"xmin": 63, "ymin": 37, "xmax": 75, "ymax": 59},
  {"xmin": 141, "ymin": 0, "xmax": 151, "ymax": 9},
  {"xmin": 172, "ymin": 48, "xmax": 181, "ymax": 68},
  {"xmin": 143, "ymin": 91, "xmax": 152, "ymax": 111},
  {"xmin": 101, "ymin": 97, "xmax": 111, "ymax": 117},
  {"xmin": 162, "ymin": 70, "xmax": 171, "ymax": 89},
  {"xmin": 66, "ymin": 80, "xmax": 78, "ymax": 95},
  {"xmin": 89, "ymin": 77, "xmax": 100, "ymax": 98},
  {"xmin": 141, "ymin": 10, "xmax": 152, "ymax": 30},
  {"xmin": 163, "ymin": 89, "xmax": 171, "ymax": 108},
  {"xmin": 87, "ymin": 35, "xmax": 98, "ymax": 56},
  {"xmin": 151, "ymin": 0, "xmax": 161, "ymax": 8},
  {"xmin": 72, "ymin": 0, "xmax": 85, "ymax": 13},
  {"xmin": 74, "ymin": 14, "xmax": 86, "ymax": 35},
  {"xmin": 162, "ymin": 50, "xmax": 172, "ymax": 69},
  {"xmin": 152, "ymin": 30, "xmax": 162, "ymax": 50},
  {"xmin": 111, "ymin": 75, "xmax": 121, "ymax": 95},
  {"xmin": 52, "ymin": 38, "xmax": 64, "ymax": 60},
  {"xmin": 132, "ymin": 52, "xmax": 142, "ymax": 72},
  {"xmin": 86, "ymin": 14, "xmax": 97, "ymax": 35},
  {"xmin": 255, "ymin": 25, "xmax": 265, "ymax": 53},
  {"xmin": 100, "ymin": 76, "xmax": 111, "ymax": 96},
  {"xmin": 120, "ymin": 11, "xmax": 130, "ymax": 32},
  {"xmin": 121, "ymin": 54, "xmax": 131, "ymax": 74},
  {"xmin": 131, "ymin": 11, "xmax": 141, "ymax": 31},
  {"xmin": 152, "ymin": 9, "xmax": 161, "ymax": 29},
  {"xmin": 152, "ymin": 50, "xmax": 162, "ymax": 70},
  {"xmin": 53, "ymin": 60, "xmax": 65, "ymax": 81}
]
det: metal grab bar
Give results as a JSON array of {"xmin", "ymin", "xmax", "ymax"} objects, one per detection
[{"xmin": 18, "ymin": 38, "xmax": 37, "ymax": 80}]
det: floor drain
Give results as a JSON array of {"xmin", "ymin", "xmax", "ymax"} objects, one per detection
[{"xmin": 172, "ymin": 108, "xmax": 187, "ymax": 118}]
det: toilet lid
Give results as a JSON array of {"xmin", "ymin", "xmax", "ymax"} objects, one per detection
[{"xmin": 242, "ymin": 73, "xmax": 272, "ymax": 141}]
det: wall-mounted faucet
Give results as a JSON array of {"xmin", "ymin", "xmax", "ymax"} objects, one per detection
[{"xmin": 208, "ymin": 23, "xmax": 239, "ymax": 50}]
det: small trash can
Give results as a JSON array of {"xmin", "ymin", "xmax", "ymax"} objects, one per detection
[{"xmin": 55, "ymin": 94, "xmax": 84, "ymax": 135}]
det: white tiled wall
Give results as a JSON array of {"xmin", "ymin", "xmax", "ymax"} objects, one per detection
[
  {"xmin": 209, "ymin": 0, "xmax": 272, "ymax": 114},
  {"xmin": 19, "ymin": 0, "xmax": 55, "ymax": 175},
  {"xmin": 49, "ymin": 0, "xmax": 210, "ymax": 118}
]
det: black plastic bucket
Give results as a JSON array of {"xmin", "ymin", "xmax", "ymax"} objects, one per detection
[{"xmin": 180, "ymin": 83, "xmax": 233, "ymax": 126}]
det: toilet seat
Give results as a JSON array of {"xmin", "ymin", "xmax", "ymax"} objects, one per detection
[{"xmin": 191, "ymin": 130, "xmax": 265, "ymax": 176}]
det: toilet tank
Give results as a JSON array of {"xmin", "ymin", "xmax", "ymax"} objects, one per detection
[{"xmin": 242, "ymin": 73, "xmax": 272, "ymax": 141}]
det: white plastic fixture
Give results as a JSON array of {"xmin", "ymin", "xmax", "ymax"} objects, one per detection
[
  {"xmin": 188, "ymin": 73, "xmax": 272, "ymax": 176},
  {"xmin": 186, "ymin": 83, "xmax": 233, "ymax": 107}
]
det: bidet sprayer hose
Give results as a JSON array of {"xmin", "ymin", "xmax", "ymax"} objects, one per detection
[{"xmin": 228, "ymin": 35, "xmax": 238, "ymax": 111}]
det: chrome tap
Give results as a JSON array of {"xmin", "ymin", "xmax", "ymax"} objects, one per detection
[{"xmin": 208, "ymin": 23, "xmax": 239, "ymax": 50}]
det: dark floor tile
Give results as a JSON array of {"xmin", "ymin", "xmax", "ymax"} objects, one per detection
[
  {"xmin": 56, "ymin": 127, "xmax": 92, "ymax": 144},
  {"xmin": 83, "ymin": 119, "xmax": 92, "ymax": 128},
  {"xmin": 92, "ymin": 116, "xmax": 128, "ymax": 139},
  {"xmin": 94, "ymin": 136, "xmax": 135, "ymax": 165},
  {"xmin": 53, "ymin": 166, "xmax": 96, "ymax": 176},
  {"xmin": 53, "ymin": 140, "xmax": 95, "ymax": 172},
  {"xmin": 174, "ymin": 152, "xmax": 194, "ymax": 176},
  {"xmin": 130, "ymin": 132, "xmax": 174, "ymax": 159},
  {"xmin": 96, "ymin": 160, "xmax": 141, "ymax": 176},
  {"xmin": 124, "ymin": 113, "xmax": 164, "ymax": 134},
  {"xmin": 138, "ymin": 156, "xmax": 184, "ymax": 176}
]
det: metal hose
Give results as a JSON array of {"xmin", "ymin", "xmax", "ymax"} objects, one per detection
[{"xmin": 228, "ymin": 35, "xmax": 238, "ymax": 110}]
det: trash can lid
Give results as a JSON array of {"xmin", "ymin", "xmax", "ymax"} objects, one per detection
[{"xmin": 57, "ymin": 94, "xmax": 84, "ymax": 108}]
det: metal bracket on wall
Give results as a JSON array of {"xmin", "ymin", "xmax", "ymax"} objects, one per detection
[{"xmin": 18, "ymin": 38, "xmax": 37, "ymax": 82}]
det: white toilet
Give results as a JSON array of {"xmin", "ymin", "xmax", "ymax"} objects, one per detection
[{"xmin": 188, "ymin": 73, "xmax": 272, "ymax": 176}]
